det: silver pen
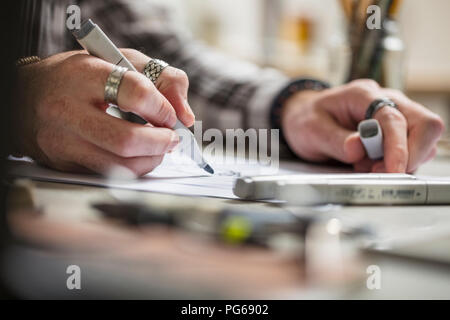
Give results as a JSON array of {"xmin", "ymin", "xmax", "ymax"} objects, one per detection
[{"xmin": 72, "ymin": 19, "xmax": 214, "ymax": 174}]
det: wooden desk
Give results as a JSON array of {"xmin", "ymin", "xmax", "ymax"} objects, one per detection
[{"xmin": 4, "ymin": 157, "xmax": 450, "ymax": 299}]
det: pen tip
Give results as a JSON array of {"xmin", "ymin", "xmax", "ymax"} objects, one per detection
[{"xmin": 203, "ymin": 164, "xmax": 214, "ymax": 175}]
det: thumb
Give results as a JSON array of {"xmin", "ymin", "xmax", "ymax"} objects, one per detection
[
  {"xmin": 344, "ymin": 131, "xmax": 367, "ymax": 164},
  {"xmin": 317, "ymin": 115, "xmax": 366, "ymax": 164}
]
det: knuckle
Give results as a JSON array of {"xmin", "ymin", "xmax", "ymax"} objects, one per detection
[
  {"xmin": 131, "ymin": 80, "xmax": 152, "ymax": 108},
  {"xmin": 115, "ymin": 128, "xmax": 138, "ymax": 157},
  {"xmin": 377, "ymin": 108, "xmax": 406, "ymax": 125},
  {"xmin": 165, "ymin": 67, "xmax": 189, "ymax": 87},
  {"xmin": 426, "ymin": 115, "xmax": 445, "ymax": 137},
  {"xmin": 392, "ymin": 143, "xmax": 408, "ymax": 158},
  {"xmin": 154, "ymin": 99, "xmax": 173, "ymax": 124},
  {"xmin": 351, "ymin": 79, "xmax": 380, "ymax": 89},
  {"xmin": 147, "ymin": 156, "xmax": 164, "ymax": 173},
  {"xmin": 173, "ymin": 68, "xmax": 189, "ymax": 85},
  {"xmin": 121, "ymin": 48, "xmax": 139, "ymax": 57},
  {"xmin": 347, "ymin": 79, "xmax": 380, "ymax": 98},
  {"xmin": 384, "ymin": 88, "xmax": 404, "ymax": 99},
  {"xmin": 154, "ymin": 129, "xmax": 176, "ymax": 155}
]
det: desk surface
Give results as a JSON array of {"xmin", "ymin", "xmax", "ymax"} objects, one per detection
[{"xmin": 5, "ymin": 156, "xmax": 450, "ymax": 299}]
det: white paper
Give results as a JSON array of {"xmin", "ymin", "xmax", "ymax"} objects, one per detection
[{"xmin": 7, "ymin": 153, "xmax": 294, "ymax": 199}]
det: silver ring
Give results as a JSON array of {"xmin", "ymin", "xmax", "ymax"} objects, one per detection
[
  {"xmin": 104, "ymin": 65, "xmax": 128, "ymax": 105},
  {"xmin": 143, "ymin": 58, "xmax": 169, "ymax": 84}
]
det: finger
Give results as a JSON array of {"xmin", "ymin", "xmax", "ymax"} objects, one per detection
[
  {"xmin": 373, "ymin": 107, "xmax": 408, "ymax": 173},
  {"xmin": 322, "ymin": 79, "xmax": 382, "ymax": 124},
  {"xmin": 406, "ymin": 127, "xmax": 440, "ymax": 172},
  {"xmin": 314, "ymin": 112, "xmax": 366, "ymax": 164},
  {"xmin": 154, "ymin": 67, "xmax": 195, "ymax": 127},
  {"xmin": 424, "ymin": 146, "xmax": 438, "ymax": 164},
  {"xmin": 407, "ymin": 147, "xmax": 438, "ymax": 174},
  {"xmin": 383, "ymin": 90, "xmax": 445, "ymax": 172},
  {"xmin": 69, "ymin": 54, "xmax": 178, "ymax": 128},
  {"xmin": 371, "ymin": 161, "xmax": 386, "ymax": 173},
  {"xmin": 62, "ymin": 135, "xmax": 165, "ymax": 177},
  {"xmin": 120, "ymin": 49, "xmax": 195, "ymax": 127},
  {"xmin": 59, "ymin": 103, "xmax": 179, "ymax": 158},
  {"xmin": 118, "ymin": 71, "xmax": 177, "ymax": 128},
  {"xmin": 353, "ymin": 157, "xmax": 376, "ymax": 173}
]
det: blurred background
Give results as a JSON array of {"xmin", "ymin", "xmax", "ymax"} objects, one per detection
[{"xmin": 140, "ymin": 0, "xmax": 450, "ymax": 142}]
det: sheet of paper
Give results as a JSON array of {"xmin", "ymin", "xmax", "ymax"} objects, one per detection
[
  {"xmin": 6, "ymin": 153, "xmax": 294, "ymax": 199},
  {"xmin": 8, "ymin": 154, "xmax": 450, "ymax": 200}
]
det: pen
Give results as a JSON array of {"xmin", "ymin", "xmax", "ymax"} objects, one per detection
[
  {"xmin": 72, "ymin": 19, "xmax": 214, "ymax": 174},
  {"xmin": 233, "ymin": 173, "xmax": 414, "ymax": 200},
  {"xmin": 92, "ymin": 201, "xmax": 312, "ymax": 246},
  {"xmin": 93, "ymin": 201, "xmax": 373, "ymax": 248},
  {"xmin": 358, "ymin": 119, "xmax": 384, "ymax": 160},
  {"xmin": 276, "ymin": 179, "xmax": 450, "ymax": 205}
]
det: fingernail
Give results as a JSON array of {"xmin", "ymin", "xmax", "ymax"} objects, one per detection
[{"xmin": 168, "ymin": 131, "xmax": 179, "ymax": 151}]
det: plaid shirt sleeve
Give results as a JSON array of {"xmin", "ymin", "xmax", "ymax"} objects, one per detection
[{"xmin": 78, "ymin": 0, "xmax": 290, "ymax": 131}]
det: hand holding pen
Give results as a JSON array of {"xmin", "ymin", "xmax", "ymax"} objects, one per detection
[
  {"xmin": 73, "ymin": 20, "xmax": 213, "ymax": 174},
  {"xmin": 12, "ymin": 49, "xmax": 195, "ymax": 176}
]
